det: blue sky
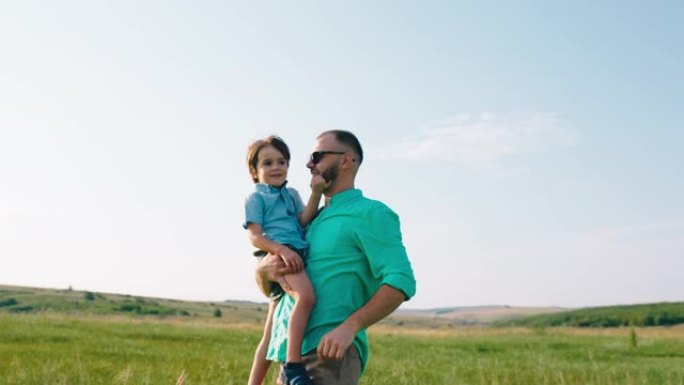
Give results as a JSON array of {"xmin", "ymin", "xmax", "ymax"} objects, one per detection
[{"xmin": 1, "ymin": 1, "xmax": 682, "ymax": 309}]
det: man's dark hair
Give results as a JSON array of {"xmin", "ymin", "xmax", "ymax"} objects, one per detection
[
  {"xmin": 320, "ymin": 130, "xmax": 363, "ymax": 165},
  {"xmin": 246, "ymin": 135, "xmax": 291, "ymax": 183}
]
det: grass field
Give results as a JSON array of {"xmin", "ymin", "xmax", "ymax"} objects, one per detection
[{"xmin": 2, "ymin": 313, "xmax": 684, "ymax": 385}]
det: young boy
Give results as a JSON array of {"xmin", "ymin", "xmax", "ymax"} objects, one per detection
[{"xmin": 244, "ymin": 136, "xmax": 326, "ymax": 385}]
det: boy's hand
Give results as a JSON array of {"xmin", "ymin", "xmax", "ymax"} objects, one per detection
[
  {"xmin": 310, "ymin": 174, "xmax": 330, "ymax": 194},
  {"xmin": 278, "ymin": 247, "xmax": 304, "ymax": 274}
]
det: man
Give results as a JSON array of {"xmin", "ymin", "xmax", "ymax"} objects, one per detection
[{"xmin": 256, "ymin": 130, "xmax": 416, "ymax": 385}]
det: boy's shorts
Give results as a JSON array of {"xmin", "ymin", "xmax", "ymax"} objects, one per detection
[{"xmin": 253, "ymin": 246, "xmax": 307, "ymax": 300}]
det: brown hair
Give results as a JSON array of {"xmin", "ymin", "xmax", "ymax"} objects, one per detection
[{"xmin": 246, "ymin": 136, "xmax": 291, "ymax": 183}]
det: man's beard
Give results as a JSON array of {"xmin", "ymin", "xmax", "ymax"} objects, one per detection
[{"xmin": 321, "ymin": 163, "xmax": 339, "ymax": 185}]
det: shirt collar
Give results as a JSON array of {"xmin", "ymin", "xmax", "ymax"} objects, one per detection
[
  {"xmin": 255, "ymin": 181, "xmax": 288, "ymax": 193},
  {"xmin": 328, "ymin": 188, "xmax": 362, "ymax": 206}
]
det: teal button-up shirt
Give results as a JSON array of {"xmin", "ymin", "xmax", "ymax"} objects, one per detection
[{"xmin": 267, "ymin": 189, "xmax": 416, "ymax": 371}]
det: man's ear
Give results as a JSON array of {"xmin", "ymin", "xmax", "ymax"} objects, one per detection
[{"xmin": 341, "ymin": 153, "xmax": 355, "ymax": 169}]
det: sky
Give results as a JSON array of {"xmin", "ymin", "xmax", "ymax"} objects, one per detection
[{"xmin": 1, "ymin": 1, "xmax": 682, "ymax": 309}]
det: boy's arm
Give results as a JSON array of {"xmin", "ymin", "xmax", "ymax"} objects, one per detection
[
  {"xmin": 297, "ymin": 190, "xmax": 323, "ymax": 227},
  {"xmin": 246, "ymin": 223, "xmax": 304, "ymax": 273},
  {"xmin": 297, "ymin": 175, "xmax": 328, "ymax": 227}
]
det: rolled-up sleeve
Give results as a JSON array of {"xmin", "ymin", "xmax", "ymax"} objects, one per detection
[
  {"xmin": 243, "ymin": 193, "xmax": 263, "ymax": 229},
  {"xmin": 353, "ymin": 204, "xmax": 416, "ymax": 300}
]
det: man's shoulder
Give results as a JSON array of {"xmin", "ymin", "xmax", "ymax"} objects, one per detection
[{"xmin": 353, "ymin": 195, "xmax": 397, "ymax": 217}]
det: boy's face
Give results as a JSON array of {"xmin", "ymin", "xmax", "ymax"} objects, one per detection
[{"xmin": 252, "ymin": 145, "xmax": 289, "ymax": 187}]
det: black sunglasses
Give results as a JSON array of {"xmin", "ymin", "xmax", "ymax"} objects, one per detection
[{"xmin": 309, "ymin": 151, "xmax": 347, "ymax": 165}]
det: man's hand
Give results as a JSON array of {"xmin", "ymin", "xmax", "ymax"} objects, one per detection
[
  {"xmin": 258, "ymin": 252, "xmax": 290, "ymax": 281},
  {"xmin": 278, "ymin": 247, "xmax": 304, "ymax": 274},
  {"xmin": 316, "ymin": 285, "xmax": 406, "ymax": 361},
  {"xmin": 255, "ymin": 252, "xmax": 292, "ymax": 297},
  {"xmin": 317, "ymin": 324, "xmax": 356, "ymax": 361}
]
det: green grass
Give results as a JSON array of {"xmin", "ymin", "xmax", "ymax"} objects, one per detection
[
  {"xmin": 366, "ymin": 328, "xmax": 684, "ymax": 385},
  {"xmin": 0, "ymin": 314, "xmax": 265, "ymax": 385},
  {"xmin": 2, "ymin": 314, "xmax": 684, "ymax": 385}
]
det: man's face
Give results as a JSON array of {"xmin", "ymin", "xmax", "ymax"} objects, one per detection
[
  {"xmin": 320, "ymin": 163, "xmax": 339, "ymax": 184},
  {"xmin": 307, "ymin": 134, "xmax": 345, "ymax": 189}
]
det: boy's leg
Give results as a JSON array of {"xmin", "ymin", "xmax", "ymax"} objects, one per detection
[
  {"xmin": 278, "ymin": 271, "xmax": 315, "ymax": 363},
  {"xmin": 277, "ymin": 271, "xmax": 315, "ymax": 385},
  {"xmin": 248, "ymin": 299, "xmax": 279, "ymax": 385}
]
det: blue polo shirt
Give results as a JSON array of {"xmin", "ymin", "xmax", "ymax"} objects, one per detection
[
  {"xmin": 266, "ymin": 189, "xmax": 417, "ymax": 371},
  {"xmin": 244, "ymin": 182, "xmax": 307, "ymax": 250}
]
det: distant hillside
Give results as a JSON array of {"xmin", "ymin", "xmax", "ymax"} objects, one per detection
[
  {"xmin": 496, "ymin": 302, "xmax": 684, "ymax": 328},
  {"xmin": 1, "ymin": 285, "xmax": 566, "ymax": 327},
  {"xmin": 387, "ymin": 305, "xmax": 569, "ymax": 326},
  {"xmin": 398, "ymin": 305, "xmax": 568, "ymax": 323},
  {"xmin": 0, "ymin": 284, "xmax": 268, "ymax": 325},
  {"xmin": 4, "ymin": 284, "xmax": 682, "ymax": 329}
]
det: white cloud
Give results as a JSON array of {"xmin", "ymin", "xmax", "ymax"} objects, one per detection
[{"xmin": 377, "ymin": 112, "xmax": 576, "ymax": 168}]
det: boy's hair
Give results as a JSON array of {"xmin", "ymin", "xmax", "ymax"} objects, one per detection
[
  {"xmin": 246, "ymin": 135, "xmax": 291, "ymax": 183},
  {"xmin": 319, "ymin": 130, "xmax": 363, "ymax": 165}
]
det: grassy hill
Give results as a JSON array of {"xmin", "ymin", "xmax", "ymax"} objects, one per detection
[
  {"xmin": 0, "ymin": 284, "xmax": 268, "ymax": 325},
  {"xmin": 1, "ymin": 284, "xmax": 567, "ymax": 328},
  {"xmin": 3, "ymin": 284, "xmax": 683, "ymax": 329},
  {"xmin": 496, "ymin": 302, "xmax": 684, "ymax": 328}
]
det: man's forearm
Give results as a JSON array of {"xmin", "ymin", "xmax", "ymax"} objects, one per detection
[
  {"xmin": 343, "ymin": 284, "xmax": 406, "ymax": 333},
  {"xmin": 316, "ymin": 284, "xmax": 407, "ymax": 361}
]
